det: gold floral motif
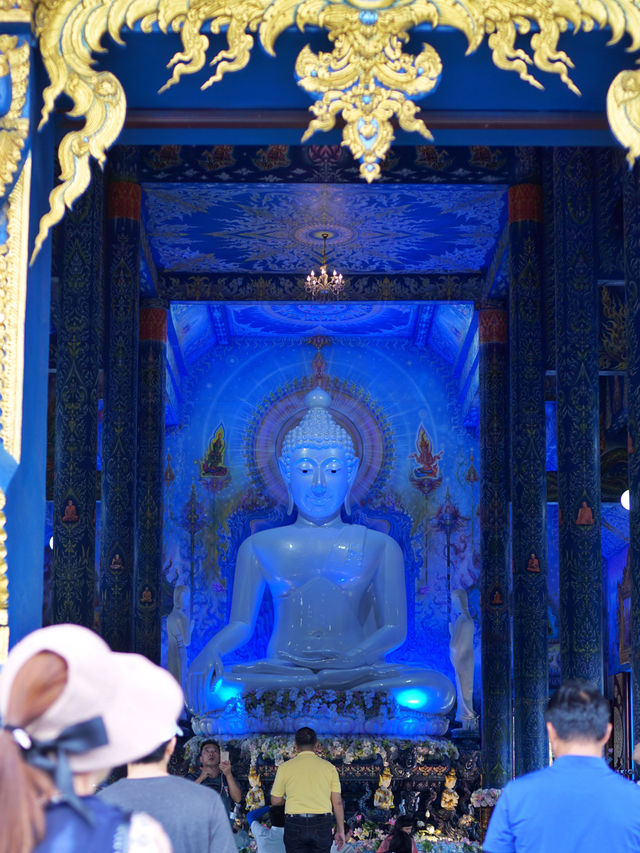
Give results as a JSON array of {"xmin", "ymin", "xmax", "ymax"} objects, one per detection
[
  {"xmin": 28, "ymin": 0, "xmax": 640, "ymax": 255},
  {"xmin": 0, "ymin": 155, "xmax": 31, "ymax": 464},
  {"xmin": 0, "ymin": 0, "xmax": 34, "ymax": 23},
  {"xmin": 0, "ymin": 36, "xmax": 30, "ymax": 201}
]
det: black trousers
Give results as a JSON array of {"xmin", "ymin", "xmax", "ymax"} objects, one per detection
[{"xmin": 284, "ymin": 814, "xmax": 333, "ymax": 853}]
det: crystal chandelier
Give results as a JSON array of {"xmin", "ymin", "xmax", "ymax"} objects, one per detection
[{"xmin": 304, "ymin": 232, "xmax": 345, "ymax": 300}]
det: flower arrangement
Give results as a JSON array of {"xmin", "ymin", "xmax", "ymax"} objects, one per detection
[
  {"xmin": 233, "ymin": 734, "xmax": 458, "ymax": 767},
  {"xmin": 469, "ymin": 787, "xmax": 501, "ymax": 808},
  {"xmin": 192, "ymin": 687, "xmax": 452, "ymax": 737}
]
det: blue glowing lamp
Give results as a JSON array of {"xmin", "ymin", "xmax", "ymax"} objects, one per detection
[
  {"xmin": 209, "ymin": 678, "xmax": 242, "ymax": 707},
  {"xmin": 393, "ymin": 687, "xmax": 431, "ymax": 710}
]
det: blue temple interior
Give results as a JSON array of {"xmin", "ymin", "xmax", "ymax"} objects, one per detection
[{"xmin": 43, "ymin": 141, "xmax": 631, "ymax": 727}]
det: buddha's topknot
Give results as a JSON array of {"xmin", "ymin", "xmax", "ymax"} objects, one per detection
[{"xmin": 280, "ymin": 387, "xmax": 357, "ymax": 480}]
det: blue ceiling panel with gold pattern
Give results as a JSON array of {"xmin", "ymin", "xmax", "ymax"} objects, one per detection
[
  {"xmin": 169, "ymin": 300, "xmax": 476, "ymax": 363},
  {"xmin": 223, "ymin": 302, "xmax": 418, "ymax": 338},
  {"xmin": 141, "ymin": 182, "xmax": 508, "ymax": 275}
]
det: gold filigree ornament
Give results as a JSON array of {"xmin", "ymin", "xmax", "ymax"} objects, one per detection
[
  {"xmin": 28, "ymin": 0, "xmax": 640, "ymax": 259},
  {"xmin": 0, "ymin": 36, "xmax": 30, "ymax": 462},
  {"xmin": 0, "ymin": 36, "xmax": 30, "ymax": 204}
]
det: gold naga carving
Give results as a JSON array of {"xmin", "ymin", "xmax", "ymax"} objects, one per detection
[{"xmin": 28, "ymin": 0, "xmax": 640, "ymax": 258}]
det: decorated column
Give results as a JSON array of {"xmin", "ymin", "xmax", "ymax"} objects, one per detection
[
  {"xmin": 134, "ymin": 302, "xmax": 167, "ymax": 662},
  {"xmin": 479, "ymin": 306, "xmax": 512, "ymax": 785},
  {"xmin": 52, "ymin": 166, "xmax": 104, "ymax": 626},
  {"xmin": 509, "ymin": 152, "xmax": 549, "ymax": 776},
  {"xmin": 99, "ymin": 147, "xmax": 141, "ymax": 651},
  {"xmin": 623, "ymin": 163, "xmax": 640, "ymax": 745},
  {"xmin": 553, "ymin": 148, "xmax": 603, "ymax": 688}
]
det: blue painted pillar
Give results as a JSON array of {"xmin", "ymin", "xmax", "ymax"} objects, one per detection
[
  {"xmin": 99, "ymin": 147, "xmax": 141, "ymax": 651},
  {"xmin": 623, "ymin": 163, "xmax": 640, "ymax": 746},
  {"xmin": 553, "ymin": 148, "xmax": 603, "ymax": 688},
  {"xmin": 134, "ymin": 303, "xmax": 167, "ymax": 662},
  {"xmin": 509, "ymin": 151, "xmax": 549, "ymax": 776},
  {"xmin": 479, "ymin": 306, "xmax": 512, "ymax": 786},
  {"xmin": 52, "ymin": 166, "xmax": 104, "ymax": 627},
  {"xmin": 5, "ymin": 55, "xmax": 55, "ymax": 645}
]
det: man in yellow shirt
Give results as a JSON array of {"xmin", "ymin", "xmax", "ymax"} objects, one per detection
[{"xmin": 271, "ymin": 727, "xmax": 345, "ymax": 853}]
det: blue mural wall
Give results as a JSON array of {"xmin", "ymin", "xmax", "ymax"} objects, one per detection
[{"xmin": 161, "ymin": 330, "xmax": 481, "ymax": 700}]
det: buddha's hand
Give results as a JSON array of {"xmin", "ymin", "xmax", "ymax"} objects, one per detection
[
  {"xmin": 322, "ymin": 647, "xmax": 373, "ymax": 669},
  {"xmin": 186, "ymin": 648, "xmax": 224, "ymax": 712},
  {"xmin": 279, "ymin": 650, "xmax": 340, "ymax": 665}
]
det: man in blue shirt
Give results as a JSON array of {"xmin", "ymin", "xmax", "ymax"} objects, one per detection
[{"xmin": 484, "ymin": 679, "xmax": 640, "ymax": 853}]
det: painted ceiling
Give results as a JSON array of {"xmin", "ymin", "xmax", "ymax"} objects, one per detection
[
  {"xmin": 169, "ymin": 301, "xmax": 475, "ymax": 358},
  {"xmin": 166, "ymin": 300, "xmax": 479, "ymax": 430},
  {"xmin": 141, "ymin": 182, "xmax": 508, "ymax": 275}
]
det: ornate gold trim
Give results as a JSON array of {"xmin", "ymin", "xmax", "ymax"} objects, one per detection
[
  {"xmin": 0, "ymin": 0, "xmax": 35, "ymax": 22},
  {"xmin": 0, "ymin": 32, "xmax": 31, "ymax": 467},
  {"xmin": 0, "ymin": 36, "xmax": 30, "ymax": 202},
  {"xmin": 29, "ymin": 0, "xmax": 640, "ymax": 258},
  {"xmin": 0, "ymin": 153, "xmax": 31, "ymax": 464}
]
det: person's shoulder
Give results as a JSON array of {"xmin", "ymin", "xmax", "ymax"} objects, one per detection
[
  {"xmin": 314, "ymin": 753, "xmax": 339, "ymax": 773},
  {"xmin": 492, "ymin": 765, "xmax": 550, "ymax": 804},
  {"xmin": 128, "ymin": 812, "xmax": 172, "ymax": 853},
  {"xmin": 310, "ymin": 752, "xmax": 334, "ymax": 764},
  {"xmin": 600, "ymin": 765, "xmax": 640, "ymax": 799},
  {"xmin": 98, "ymin": 778, "xmax": 130, "ymax": 801}
]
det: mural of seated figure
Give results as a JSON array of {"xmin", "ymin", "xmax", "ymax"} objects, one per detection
[{"xmin": 186, "ymin": 387, "xmax": 455, "ymax": 718}]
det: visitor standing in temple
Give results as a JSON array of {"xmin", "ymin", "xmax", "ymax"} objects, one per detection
[
  {"xmin": 0, "ymin": 623, "xmax": 182, "ymax": 853},
  {"xmin": 186, "ymin": 739, "xmax": 242, "ymax": 820},
  {"xmin": 484, "ymin": 679, "xmax": 640, "ymax": 852},
  {"xmin": 100, "ymin": 732, "xmax": 236, "ymax": 853},
  {"xmin": 247, "ymin": 804, "xmax": 285, "ymax": 853},
  {"xmin": 271, "ymin": 726, "xmax": 345, "ymax": 852},
  {"xmin": 376, "ymin": 816, "xmax": 418, "ymax": 853}
]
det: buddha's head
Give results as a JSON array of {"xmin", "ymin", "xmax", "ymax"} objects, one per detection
[{"xmin": 279, "ymin": 387, "xmax": 360, "ymax": 521}]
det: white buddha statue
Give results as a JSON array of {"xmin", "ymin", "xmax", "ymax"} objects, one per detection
[{"xmin": 186, "ymin": 388, "xmax": 455, "ymax": 716}]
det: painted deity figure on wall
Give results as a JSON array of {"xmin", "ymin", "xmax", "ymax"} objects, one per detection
[{"xmin": 186, "ymin": 387, "xmax": 455, "ymax": 715}]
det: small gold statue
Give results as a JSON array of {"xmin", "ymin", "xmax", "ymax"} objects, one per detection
[
  {"xmin": 245, "ymin": 766, "xmax": 265, "ymax": 810},
  {"xmin": 374, "ymin": 765, "xmax": 394, "ymax": 810},
  {"xmin": 440, "ymin": 768, "xmax": 459, "ymax": 811}
]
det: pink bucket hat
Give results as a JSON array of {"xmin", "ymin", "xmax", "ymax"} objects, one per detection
[{"xmin": 0, "ymin": 623, "xmax": 184, "ymax": 773}]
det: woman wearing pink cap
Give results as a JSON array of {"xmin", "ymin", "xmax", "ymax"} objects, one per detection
[{"xmin": 0, "ymin": 623, "xmax": 185, "ymax": 853}]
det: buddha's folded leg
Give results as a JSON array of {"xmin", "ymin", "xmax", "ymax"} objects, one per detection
[
  {"xmin": 225, "ymin": 660, "xmax": 320, "ymax": 689},
  {"xmin": 339, "ymin": 666, "xmax": 456, "ymax": 713}
]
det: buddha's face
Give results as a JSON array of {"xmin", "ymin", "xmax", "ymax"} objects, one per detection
[{"xmin": 288, "ymin": 445, "xmax": 352, "ymax": 522}]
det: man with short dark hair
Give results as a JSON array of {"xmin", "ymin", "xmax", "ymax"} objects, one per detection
[
  {"xmin": 186, "ymin": 738, "xmax": 242, "ymax": 820},
  {"xmin": 484, "ymin": 679, "xmax": 640, "ymax": 853},
  {"xmin": 271, "ymin": 727, "xmax": 345, "ymax": 853},
  {"xmin": 100, "ymin": 735, "xmax": 236, "ymax": 853}
]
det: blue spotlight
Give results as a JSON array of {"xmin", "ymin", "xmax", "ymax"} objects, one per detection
[
  {"xmin": 393, "ymin": 687, "xmax": 431, "ymax": 710},
  {"xmin": 209, "ymin": 678, "xmax": 242, "ymax": 705}
]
